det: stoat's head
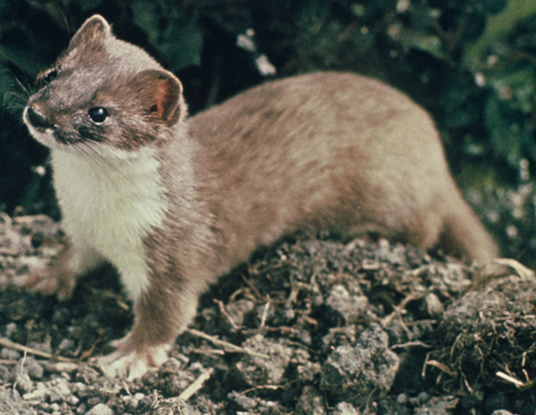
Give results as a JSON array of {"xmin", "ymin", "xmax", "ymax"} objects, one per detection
[{"xmin": 24, "ymin": 15, "xmax": 185, "ymax": 156}]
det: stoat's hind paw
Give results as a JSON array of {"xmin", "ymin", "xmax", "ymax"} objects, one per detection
[
  {"xmin": 98, "ymin": 338, "xmax": 170, "ymax": 380},
  {"xmin": 17, "ymin": 267, "xmax": 76, "ymax": 300}
]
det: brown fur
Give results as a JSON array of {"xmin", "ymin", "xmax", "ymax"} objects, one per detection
[{"xmin": 23, "ymin": 15, "xmax": 499, "ymax": 377}]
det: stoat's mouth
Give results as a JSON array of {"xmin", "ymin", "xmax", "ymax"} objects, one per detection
[
  {"xmin": 24, "ymin": 107, "xmax": 84, "ymax": 149},
  {"xmin": 23, "ymin": 107, "xmax": 58, "ymax": 149}
]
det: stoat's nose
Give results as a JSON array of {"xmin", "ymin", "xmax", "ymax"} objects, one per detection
[{"xmin": 26, "ymin": 106, "xmax": 54, "ymax": 130}]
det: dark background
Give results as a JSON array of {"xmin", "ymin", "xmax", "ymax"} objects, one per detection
[{"xmin": 1, "ymin": 0, "xmax": 536, "ymax": 264}]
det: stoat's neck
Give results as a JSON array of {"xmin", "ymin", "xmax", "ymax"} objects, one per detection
[{"xmin": 50, "ymin": 146, "xmax": 169, "ymax": 225}]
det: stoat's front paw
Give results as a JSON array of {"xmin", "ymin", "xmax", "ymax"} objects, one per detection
[{"xmin": 98, "ymin": 336, "xmax": 171, "ymax": 380}]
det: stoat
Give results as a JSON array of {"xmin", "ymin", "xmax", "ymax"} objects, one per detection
[{"xmin": 23, "ymin": 15, "xmax": 499, "ymax": 379}]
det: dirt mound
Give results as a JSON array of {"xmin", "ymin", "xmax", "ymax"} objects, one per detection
[{"xmin": 0, "ymin": 214, "xmax": 534, "ymax": 414}]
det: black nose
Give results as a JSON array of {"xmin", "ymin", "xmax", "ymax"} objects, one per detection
[{"xmin": 26, "ymin": 106, "xmax": 53, "ymax": 129}]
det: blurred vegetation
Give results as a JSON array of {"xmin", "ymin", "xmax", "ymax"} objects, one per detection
[{"xmin": 1, "ymin": 0, "xmax": 536, "ymax": 263}]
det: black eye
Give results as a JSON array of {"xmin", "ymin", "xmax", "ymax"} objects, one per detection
[
  {"xmin": 88, "ymin": 107, "xmax": 109, "ymax": 125},
  {"xmin": 43, "ymin": 69, "xmax": 58, "ymax": 84}
]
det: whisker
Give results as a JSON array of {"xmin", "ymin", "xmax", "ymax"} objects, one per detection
[{"xmin": 12, "ymin": 73, "xmax": 33, "ymax": 98}]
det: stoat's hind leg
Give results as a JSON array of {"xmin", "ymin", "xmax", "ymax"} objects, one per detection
[{"xmin": 21, "ymin": 240, "xmax": 105, "ymax": 300}]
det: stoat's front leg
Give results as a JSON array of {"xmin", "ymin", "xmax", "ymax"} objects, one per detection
[{"xmin": 99, "ymin": 273, "xmax": 201, "ymax": 380}]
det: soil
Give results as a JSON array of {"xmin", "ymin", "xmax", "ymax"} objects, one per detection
[{"xmin": 0, "ymin": 213, "xmax": 535, "ymax": 415}]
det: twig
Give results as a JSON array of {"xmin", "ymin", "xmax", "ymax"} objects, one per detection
[
  {"xmin": 496, "ymin": 371, "xmax": 524, "ymax": 387},
  {"xmin": 241, "ymin": 274, "xmax": 263, "ymax": 299},
  {"xmin": 216, "ymin": 300, "xmax": 239, "ymax": 330},
  {"xmin": 390, "ymin": 341, "xmax": 432, "ymax": 350},
  {"xmin": 381, "ymin": 292, "xmax": 424, "ymax": 326},
  {"xmin": 190, "ymin": 348, "xmax": 225, "ymax": 356},
  {"xmin": 20, "ymin": 350, "xmax": 27, "ymax": 373},
  {"xmin": 462, "ymin": 371, "xmax": 474, "ymax": 394},
  {"xmin": 422, "ymin": 352, "xmax": 430, "ymax": 378},
  {"xmin": 184, "ymin": 329, "xmax": 269, "ymax": 359},
  {"xmin": 259, "ymin": 295, "xmax": 271, "ymax": 330},
  {"xmin": 122, "ymin": 377, "xmax": 132, "ymax": 397},
  {"xmin": 178, "ymin": 367, "xmax": 214, "ymax": 401},
  {"xmin": 424, "ymin": 359, "xmax": 457, "ymax": 376},
  {"xmin": 0, "ymin": 338, "xmax": 74, "ymax": 362},
  {"xmin": 242, "ymin": 384, "xmax": 282, "ymax": 394}
]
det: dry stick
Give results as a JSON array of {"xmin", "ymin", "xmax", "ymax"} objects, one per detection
[
  {"xmin": 178, "ymin": 367, "xmax": 214, "ymax": 401},
  {"xmin": 190, "ymin": 348, "xmax": 225, "ymax": 356},
  {"xmin": 0, "ymin": 338, "xmax": 73, "ymax": 362},
  {"xmin": 381, "ymin": 292, "xmax": 424, "ymax": 327},
  {"xmin": 424, "ymin": 359, "xmax": 457, "ymax": 376},
  {"xmin": 241, "ymin": 274, "xmax": 263, "ymax": 299},
  {"xmin": 496, "ymin": 371, "xmax": 524, "ymax": 388},
  {"xmin": 184, "ymin": 329, "xmax": 269, "ymax": 359},
  {"xmin": 216, "ymin": 300, "xmax": 239, "ymax": 330},
  {"xmin": 390, "ymin": 341, "xmax": 432, "ymax": 350},
  {"xmin": 259, "ymin": 295, "xmax": 271, "ymax": 330},
  {"xmin": 242, "ymin": 384, "xmax": 283, "ymax": 394}
]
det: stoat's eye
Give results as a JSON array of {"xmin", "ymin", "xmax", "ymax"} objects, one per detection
[
  {"xmin": 43, "ymin": 69, "xmax": 58, "ymax": 84},
  {"xmin": 37, "ymin": 68, "xmax": 58, "ymax": 88},
  {"xmin": 88, "ymin": 107, "xmax": 109, "ymax": 125}
]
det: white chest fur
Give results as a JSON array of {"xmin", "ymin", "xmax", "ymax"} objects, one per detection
[{"xmin": 50, "ymin": 146, "xmax": 168, "ymax": 300}]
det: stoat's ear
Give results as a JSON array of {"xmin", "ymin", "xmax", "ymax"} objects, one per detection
[
  {"xmin": 133, "ymin": 69, "xmax": 184, "ymax": 126},
  {"xmin": 68, "ymin": 15, "xmax": 111, "ymax": 50}
]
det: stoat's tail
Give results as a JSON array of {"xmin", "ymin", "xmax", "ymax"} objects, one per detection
[{"xmin": 440, "ymin": 195, "xmax": 499, "ymax": 264}]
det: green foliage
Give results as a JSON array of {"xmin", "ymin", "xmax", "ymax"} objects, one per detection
[
  {"xmin": 2, "ymin": 0, "xmax": 536, "ymax": 214},
  {"xmin": 131, "ymin": 0, "xmax": 202, "ymax": 72},
  {"xmin": 462, "ymin": 0, "xmax": 536, "ymax": 68}
]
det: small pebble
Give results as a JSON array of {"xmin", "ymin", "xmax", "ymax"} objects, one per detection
[
  {"xmin": 67, "ymin": 395, "xmax": 80, "ymax": 405},
  {"xmin": 77, "ymin": 403, "xmax": 88, "ymax": 415},
  {"xmin": 4, "ymin": 322, "xmax": 17, "ymax": 337},
  {"xmin": 75, "ymin": 364, "xmax": 100, "ymax": 383},
  {"xmin": 14, "ymin": 373, "xmax": 34, "ymax": 395},
  {"xmin": 72, "ymin": 382, "xmax": 88, "ymax": 398},
  {"xmin": 0, "ymin": 365, "xmax": 10, "ymax": 382},
  {"xmin": 57, "ymin": 338, "xmax": 75, "ymax": 352},
  {"xmin": 125, "ymin": 397, "xmax": 139, "ymax": 412},
  {"xmin": 86, "ymin": 402, "xmax": 114, "ymax": 415},
  {"xmin": 397, "ymin": 393, "xmax": 409, "ymax": 404},
  {"xmin": 55, "ymin": 378, "xmax": 72, "ymax": 396},
  {"xmin": 24, "ymin": 357, "xmax": 44, "ymax": 379},
  {"xmin": 331, "ymin": 402, "xmax": 359, "ymax": 415},
  {"xmin": 1, "ymin": 347, "xmax": 20, "ymax": 360},
  {"xmin": 87, "ymin": 396, "xmax": 104, "ymax": 407}
]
